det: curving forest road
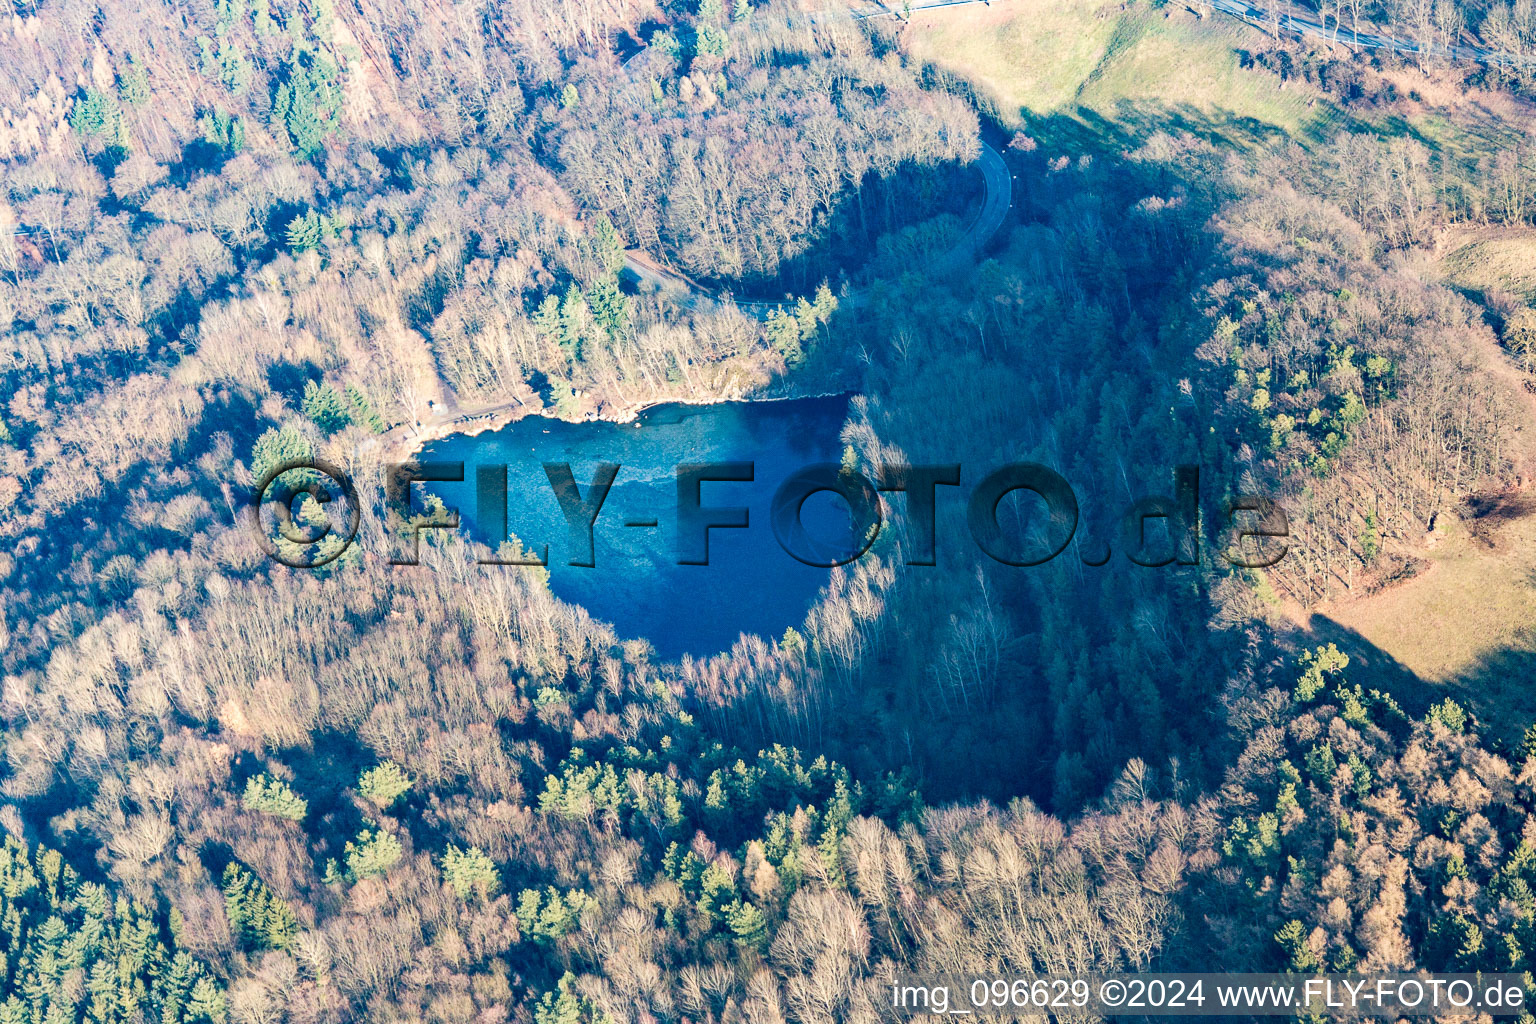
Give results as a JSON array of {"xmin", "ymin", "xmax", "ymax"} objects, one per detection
[
  {"xmin": 620, "ymin": 140, "xmax": 1013, "ymax": 315},
  {"xmin": 413, "ymin": 8, "xmax": 1014, "ymax": 437},
  {"xmin": 408, "ymin": 140, "xmax": 1012, "ymax": 439},
  {"xmin": 931, "ymin": 140, "xmax": 1012, "ymax": 275},
  {"xmin": 618, "ymin": 1, "xmax": 1015, "ymax": 316}
]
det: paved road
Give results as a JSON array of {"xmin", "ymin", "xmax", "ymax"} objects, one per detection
[
  {"xmin": 622, "ymin": 248, "xmax": 707, "ymax": 300},
  {"xmin": 930, "ymin": 141, "xmax": 1011, "ymax": 275},
  {"xmin": 618, "ymin": 0, "xmax": 1016, "ymax": 316},
  {"xmin": 852, "ymin": 0, "xmax": 1009, "ymax": 22},
  {"xmin": 1206, "ymin": 0, "xmax": 1536, "ymax": 65}
]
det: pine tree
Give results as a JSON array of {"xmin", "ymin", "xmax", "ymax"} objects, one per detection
[
  {"xmin": 357, "ymin": 761, "xmax": 413, "ymax": 808},
  {"xmin": 1428, "ymin": 698, "xmax": 1468, "ymax": 733},
  {"xmin": 344, "ymin": 384, "xmax": 387, "ymax": 433},
  {"xmin": 271, "ymin": 53, "xmax": 340, "ymax": 159},
  {"xmin": 249, "ymin": 428, "xmax": 313, "ymax": 486},
  {"xmin": 1275, "ymin": 920, "xmax": 1321, "ymax": 971},
  {"xmin": 533, "ymin": 974, "xmax": 588, "ymax": 1024},
  {"xmin": 533, "ymin": 293, "xmax": 562, "ymax": 339},
  {"xmin": 286, "ymin": 210, "xmax": 330, "ymax": 253},
  {"xmin": 343, "ymin": 826, "xmax": 403, "ymax": 880},
  {"xmin": 441, "ymin": 846, "xmax": 501, "ymax": 902},
  {"xmin": 199, "ymin": 108, "xmax": 245, "ymax": 154},
  {"xmin": 516, "ymin": 887, "xmax": 595, "ymax": 941},
  {"xmin": 285, "ymin": 87, "xmax": 325, "ymax": 157},
  {"xmin": 117, "ymin": 56, "xmax": 150, "ymax": 106},
  {"xmin": 586, "ymin": 276, "xmax": 630, "ymax": 337},
  {"xmin": 766, "ymin": 309, "xmax": 803, "ymax": 366},
  {"xmin": 188, "ymin": 977, "xmax": 227, "ymax": 1023},
  {"xmin": 592, "ymin": 216, "xmax": 625, "ymax": 274},
  {"xmin": 1293, "ymin": 644, "xmax": 1348, "ymax": 701},
  {"xmin": 69, "ymin": 89, "xmax": 120, "ymax": 140},
  {"xmin": 251, "ymin": 0, "xmax": 276, "ymax": 34},
  {"xmin": 696, "ymin": 24, "xmax": 729, "ymax": 58},
  {"xmin": 242, "ymin": 773, "xmax": 308, "ymax": 820},
  {"xmin": 301, "ymin": 380, "xmax": 351, "ymax": 433},
  {"xmin": 222, "ymin": 864, "xmax": 298, "ymax": 950},
  {"xmin": 558, "ymin": 285, "xmax": 590, "ymax": 363},
  {"xmin": 724, "ymin": 899, "xmax": 767, "ymax": 948}
]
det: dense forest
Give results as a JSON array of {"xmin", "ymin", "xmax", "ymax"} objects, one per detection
[{"xmin": 2, "ymin": 0, "xmax": 1536, "ymax": 1020}]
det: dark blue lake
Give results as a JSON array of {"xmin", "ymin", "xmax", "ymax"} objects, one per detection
[{"xmin": 417, "ymin": 395, "xmax": 855, "ymax": 660}]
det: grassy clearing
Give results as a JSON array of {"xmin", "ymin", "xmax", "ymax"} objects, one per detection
[
  {"xmin": 1441, "ymin": 229, "xmax": 1536, "ymax": 302},
  {"xmin": 903, "ymin": 0, "xmax": 1335, "ymax": 147},
  {"xmin": 1311, "ymin": 508, "xmax": 1536, "ymax": 738},
  {"xmin": 904, "ymin": 0, "xmax": 1117, "ymax": 116}
]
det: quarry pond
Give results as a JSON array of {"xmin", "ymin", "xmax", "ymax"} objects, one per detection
[{"xmin": 417, "ymin": 394, "xmax": 857, "ymax": 660}]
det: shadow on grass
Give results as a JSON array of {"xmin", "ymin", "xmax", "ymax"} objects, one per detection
[
  {"xmin": 1299, "ymin": 614, "xmax": 1439, "ymax": 711},
  {"xmin": 1443, "ymin": 644, "xmax": 1536, "ymax": 751},
  {"xmin": 1014, "ymin": 97, "xmax": 1336, "ymax": 157},
  {"xmin": 1302, "ymin": 614, "xmax": 1536, "ymax": 750}
]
